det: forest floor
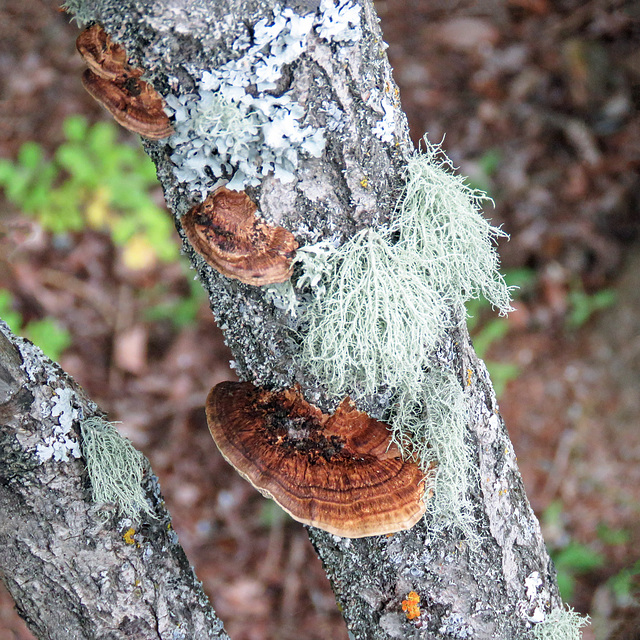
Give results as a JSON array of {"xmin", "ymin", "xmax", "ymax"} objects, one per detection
[{"xmin": 0, "ymin": 1, "xmax": 639, "ymax": 639}]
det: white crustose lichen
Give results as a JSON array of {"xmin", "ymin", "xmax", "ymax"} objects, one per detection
[{"xmin": 166, "ymin": 1, "xmax": 362, "ymax": 195}]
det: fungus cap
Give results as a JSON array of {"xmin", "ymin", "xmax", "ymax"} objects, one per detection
[
  {"xmin": 77, "ymin": 25, "xmax": 173, "ymax": 140},
  {"xmin": 205, "ymin": 381, "xmax": 428, "ymax": 537},
  {"xmin": 81, "ymin": 70, "xmax": 173, "ymax": 140},
  {"xmin": 76, "ymin": 24, "xmax": 142, "ymax": 81},
  {"xmin": 182, "ymin": 187, "xmax": 298, "ymax": 286}
]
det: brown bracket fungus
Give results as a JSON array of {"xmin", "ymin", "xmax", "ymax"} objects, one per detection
[
  {"xmin": 81, "ymin": 70, "xmax": 174, "ymax": 141},
  {"xmin": 76, "ymin": 25, "xmax": 173, "ymax": 140},
  {"xmin": 181, "ymin": 187, "xmax": 298, "ymax": 286},
  {"xmin": 205, "ymin": 381, "xmax": 429, "ymax": 538},
  {"xmin": 76, "ymin": 23, "xmax": 142, "ymax": 81}
]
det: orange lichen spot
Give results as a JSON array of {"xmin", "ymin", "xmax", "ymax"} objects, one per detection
[
  {"xmin": 76, "ymin": 24, "xmax": 173, "ymax": 140},
  {"xmin": 402, "ymin": 591, "xmax": 421, "ymax": 620},
  {"xmin": 205, "ymin": 381, "xmax": 430, "ymax": 537},
  {"xmin": 123, "ymin": 527, "xmax": 136, "ymax": 545},
  {"xmin": 181, "ymin": 187, "xmax": 298, "ymax": 286}
]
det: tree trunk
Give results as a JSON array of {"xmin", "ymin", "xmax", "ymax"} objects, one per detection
[{"xmin": 0, "ymin": 0, "xmax": 573, "ymax": 638}]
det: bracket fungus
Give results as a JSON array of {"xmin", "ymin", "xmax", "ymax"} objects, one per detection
[
  {"xmin": 76, "ymin": 24, "xmax": 173, "ymax": 140},
  {"xmin": 205, "ymin": 381, "xmax": 429, "ymax": 537},
  {"xmin": 181, "ymin": 186, "xmax": 298, "ymax": 286},
  {"xmin": 76, "ymin": 23, "xmax": 142, "ymax": 81}
]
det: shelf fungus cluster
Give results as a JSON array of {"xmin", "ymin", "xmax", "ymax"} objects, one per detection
[
  {"xmin": 76, "ymin": 24, "xmax": 173, "ymax": 140},
  {"xmin": 182, "ymin": 186, "xmax": 298, "ymax": 285},
  {"xmin": 206, "ymin": 381, "xmax": 430, "ymax": 537}
]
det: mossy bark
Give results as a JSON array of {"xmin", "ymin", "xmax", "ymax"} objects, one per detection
[{"xmin": 1, "ymin": 0, "xmax": 563, "ymax": 638}]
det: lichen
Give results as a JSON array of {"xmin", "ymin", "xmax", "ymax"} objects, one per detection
[
  {"xmin": 36, "ymin": 387, "xmax": 82, "ymax": 463},
  {"xmin": 60, "ymin": 0, "xmax": 95, "ymax": 26},
  {"xmin": 530, "ymin": 607, "xmax": 589, "ymax": 640},
  {"xmin": 80, "ymin": 417, "xmax": 151, "ymax": 516},
  {"xmin": 303, "ymin": 139, "xmax": 512, "ymax": 400},
  {"xmin": 316, "ymin": 0, "xmax": 362, "ymax": 43},
  {"xmin": 263, "ymin": 240, "xmax": 337, "ymax": 316},
  {"xmin": 297, "ymin": 139, "xmax": 513, "ymax": 538}
]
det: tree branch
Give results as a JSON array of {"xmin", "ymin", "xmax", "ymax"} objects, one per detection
[
  {"xmin": 0, "ymin": 0, "xmax": 577, "ymax": 638},
  {"xmin": 0, "ymin": 324, "xmax": 230, "ymax": 638}
]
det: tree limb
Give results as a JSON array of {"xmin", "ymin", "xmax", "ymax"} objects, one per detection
[
  {"xmin": 0, "ymin": 0, "xmax": 571, "ymax": 638},
  {"xmin": 0, "ymin": 324, "xmax": 230, "ymax": 639}
]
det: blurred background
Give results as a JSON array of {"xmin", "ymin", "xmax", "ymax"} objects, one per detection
[{"xmin": 0, "ymin": 1, "xmax": 638, "ymax": 638}]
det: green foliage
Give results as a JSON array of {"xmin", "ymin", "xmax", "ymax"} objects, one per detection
[
  {"xmin": 80, "ymin": 417, "xmax": 151, "ymax": 516},
  {"xmin": 543, "ymin": 501, "xmax": 608, "ymax": 602},
  {"xmin": 0, "ymin": 115, "xmax": 178, "ymax": 269},
  {"xmin": 466, "ymin": 268, "xmax": 535, "ymax": 397},
  {"xmin": 143, "ymin": 276, "xmax": 208, "ymax": 329},
  {"xmin": 596, "ymin": 523, "xmax": 630, "ymax": 547},
  {"xmin": 566, "ymin": 284, "xmax": 616, "ymax": 330},
  {"xmin": 553, "ymin": 542, "xmax": 605, "ymax": 600},
  {"xmin": 607, "ymin": 559, "xmax": 640, "ymax": 602},
  {"xmin": 0, "ymin": 290, "xmax": 71, "ymax": 361}
]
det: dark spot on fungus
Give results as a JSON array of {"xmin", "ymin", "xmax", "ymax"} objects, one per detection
[
  {"xmin": 76, "ymin": 25, "xmax": 173, "ymax": 140},
  {"xmin": 205, "ymin": 381, "xmax": 430, "ymax": 537},
  {"xmin": 181, "ymin": 187, "xmax": 298, "ymax": 286}
]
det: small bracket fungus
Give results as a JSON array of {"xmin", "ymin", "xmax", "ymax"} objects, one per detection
[
  {"xmin": 181, "ymin": 186, "xmax": 298, "ymax": 286},
  {"xmin": 76, "ymin": 24, "xmax": 173, "ymax": 140},
  {"xmin": 76, "ymin": 23, "xmax": 141, "ymax": 81},
  {"xmin": 205, "ymin": 381, "xmax": 429, "ymax": 538}
]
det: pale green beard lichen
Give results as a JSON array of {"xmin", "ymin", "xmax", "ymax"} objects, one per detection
[
  {"xmin": 80, "ymin": 417, "xmax": 151, "ymax": 516},
  {"xmin": 300, "ymin": 139, "xmax": 513, "ymax": 538},
  {"xmin": 530, "ymin": 607, "xmax": 589, "ymax": 640},
  {"xmin": 304, "ymin": 140, "xmax": 512, "ymax": 400}
]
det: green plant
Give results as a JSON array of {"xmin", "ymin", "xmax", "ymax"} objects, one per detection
[
  {"xmin": 542, "ymin": 501, "xmax": 606, "ymax": 602},
  {"xmin": 466, "ymin": 268, "xmax": 535, "ymax": 396},
  {"xmin": 0, "ymin": 115, "xmax": 178, "ymax": 269},
  {"xmin": 566, "ymin": 283, "xmax": 616, "ymax": 330},
  {"xmin": 607, "ymin": 559, "xmax": 640, "ymax": 603},
  {"xmin": 143, "ymin": 276, "xmax": 208, "ymax": 329},
  {"xmin": 552, "ymin": 541, "xmax": 605, "ymax": 601},
  {"xmin": 0, "ymin": 290, "xmax": 71, "ymax": 361}
]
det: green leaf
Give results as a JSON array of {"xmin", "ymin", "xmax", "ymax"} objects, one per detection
[
  {"xmin": 0, "ymin": 290, "xmax": 23, "ymax": 332},
  {"xmin": 18, "ymin": 141, "xmax": 44, "ymax": 169},
  {"xmin": 24, "ymin": 318, "xmax": 72, "ymax": 362},
  {"xmin": 597, "ymin": 523, "xmax": 630, "ymax": 546},
  {"xmin": 554, "ymin": 541, "xmax": 605, "ymax": 572},
  {"xmin": 485, "ymin": 361, "xmax": 520, "ymax": 398},
  {"xmin": 63, "ymin": 115, "xmax": 89, "ymax": 142},
  {"xmin": 566, "ymin": 288, "xmax": 616, "ymax": 329},
  {"xmin": 556, "ymin": 571, "xmax": 576, "ymax": 602}
]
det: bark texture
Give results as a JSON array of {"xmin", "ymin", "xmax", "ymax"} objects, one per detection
[
  {"xmin": 1, "ymin": 0, "xmax": 564, "ymax": 638},
  {"xmin": 0, "ymin": 326, "xmax": 230, "ymax": 639}
]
